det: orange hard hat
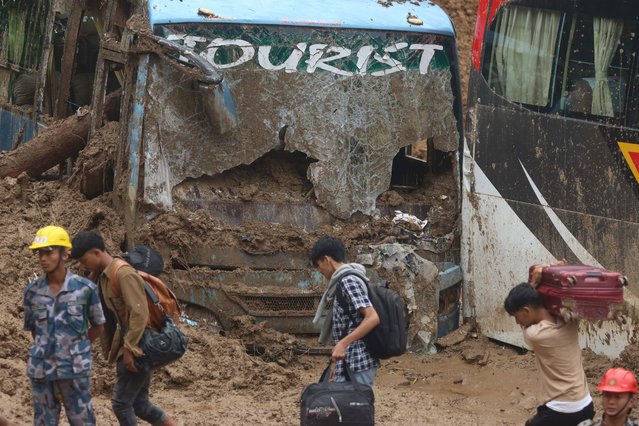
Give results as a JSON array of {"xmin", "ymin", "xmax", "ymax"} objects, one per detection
[{"xmin": 598, "ymin": 368, "xmax": 638, "ymax": 394}]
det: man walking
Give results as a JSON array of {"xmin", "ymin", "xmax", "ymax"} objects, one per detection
[
  {"xmin": 24, "ymin": 226, "xmax": 105, "ymax": 425},
  {"xmin": 70, "ymin": 231, "xmax": 177, "ymax": 426},
  {"xmin": 311, "ymin": 236, "xmax": 380, "ymax": 386},
  {"xmin": 504, "ymin": 282, "xmax": 594, "ymax": 425}
]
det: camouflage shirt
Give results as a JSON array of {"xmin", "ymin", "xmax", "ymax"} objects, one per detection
[
  {"xmin": 23, "ymin": 270, "xmax": 105, "ymax": 380},
  {"xmin": 578, "ymin": 417, "xmax": 639, "ymax": 426}
]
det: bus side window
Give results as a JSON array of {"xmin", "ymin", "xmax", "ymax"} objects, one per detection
[
  {"xmin": 558, "ymin": 15, "xmax": 636, "ymax": 119},
  {"xmin": 481, "ymin": 5, "xmax": 562, "ymax": 108}
]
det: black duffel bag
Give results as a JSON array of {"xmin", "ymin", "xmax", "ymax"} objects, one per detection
[
  {"xmin": 300, "ymin": 360, "xmax": 375, "ymax": 426},
  {"xmin": 135, "ymin": 317, "xmax": 188, "ymax": 371}
]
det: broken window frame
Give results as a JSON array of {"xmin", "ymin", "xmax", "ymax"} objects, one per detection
[{"xmin": 136, "ymin": 23, "xmax": 461, "ymax": 221}]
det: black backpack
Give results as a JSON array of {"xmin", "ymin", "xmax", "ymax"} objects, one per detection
[
  {"xmin": 122, "ymin": 245, "xmax": 164, "ymax": 277},
  {"xmin": 334, "ymin": 270, "xmax": 407, "ymax": 359}
]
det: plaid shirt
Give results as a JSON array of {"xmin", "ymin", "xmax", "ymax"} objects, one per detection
[{"xmin": 332, "ymin": 274, "xmax": 379, "ymax": 380}]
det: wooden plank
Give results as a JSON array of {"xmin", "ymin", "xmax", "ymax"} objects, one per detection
[
  {"xmin": 88, "ymin": 49, "xmax": 107, "ymax": 137},
  {"xmin": 55, "ymin": 0, "xmax": 86, "ymax": 119},
  {"xmin": 34, "ymin": 0, "xmax": 56, "ymax": 117},
  {"xmin": 123, "ymin": 54, "xmax": 150, "ymax": 251},
  {"xmin": 101, "ymin": 47, "xmax": 127, "ymax": 64},
  {"xmin": 89, "ymin": 0, "xmax": 117, "ymax": 137},
  {"xmin": 113, "ymin": 28, "xmax": 137, "ymax": 189}
]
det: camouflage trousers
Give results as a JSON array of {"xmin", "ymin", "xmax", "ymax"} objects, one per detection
[{"xmin": 31, "ymin": 377, "xmax": 96, "ymax": 426}]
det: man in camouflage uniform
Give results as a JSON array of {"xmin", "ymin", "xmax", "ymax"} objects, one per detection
[
  {"xmin": 23, "ymin": 226, "xmax": 105, "ymax": 425},
  {"xmin": 578, "ymin": 368, "xmax": 639, "ymax": 426}
]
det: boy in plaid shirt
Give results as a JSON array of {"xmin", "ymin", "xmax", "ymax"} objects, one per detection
[{"xmin": 311, "ymin": 237, "xmax": 380, "ymax": 385}]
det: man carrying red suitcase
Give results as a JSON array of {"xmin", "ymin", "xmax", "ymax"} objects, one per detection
[
  {"xmin": 504, "ymin": 281, "xmax": 595, "ymax": 425},
  {"xmin": 578, "ymin": 368, "xmax": 638, "ymax": 426}
]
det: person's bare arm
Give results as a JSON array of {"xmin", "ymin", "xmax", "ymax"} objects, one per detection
[
  {"xmin": 529, "ymin": 259, "xmax": 567, "ymax": 288},
  {"xmin": 88, "ymin": 324, "xmax": 104, "ymax": 342},
  {"xmin": 0, "ymin": 415, "xmax": 17, "ymax": 426}
]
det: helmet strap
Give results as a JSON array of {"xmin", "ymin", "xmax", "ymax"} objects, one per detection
[{"xmin": 604, "ymin": 394, "xmax": 632, "ymax": 421}]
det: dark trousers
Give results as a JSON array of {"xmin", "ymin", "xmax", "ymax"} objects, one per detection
[
  {"xmin": 112, "ymin": 359, "xmax": 166, "ymax": 426},
  {"xmin": 526, "ymin": 402, "xmax": 595, "ymax": 426}
]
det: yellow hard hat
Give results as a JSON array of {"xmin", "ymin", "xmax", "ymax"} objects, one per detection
[{"xmin": 29, "ymin": 226, "xmax": 72, "ymax": 250}]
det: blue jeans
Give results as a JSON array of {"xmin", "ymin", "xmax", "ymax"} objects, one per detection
[
  {"xmin": 112, "ymin": 359, "xmax": 166, "ymax": 426},
  {"xmin": 334, "ymin": 366, "xmax": 377, "ymax": 387}
]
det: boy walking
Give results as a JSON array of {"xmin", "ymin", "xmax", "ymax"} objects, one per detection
[
  {"xmin": 311, "ymin": 236, "xmax": 380, "ymax": 386},
  {"xmin": 70, "ymin": 231, "xmax": 177, "ymax": 426},
  {"xmin": 24, "ymin": 226, "xmax": 105, "ymax": 425},
  {"xmin": 504, "ymin": 282, "xmax": 594, "ymax": 425}
]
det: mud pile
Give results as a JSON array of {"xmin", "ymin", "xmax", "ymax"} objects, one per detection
[
  {"xmin": 614, "ymin": 342, "xmax": 639, "ymax": 373},
  {"xmin": 0, "ymin": 172, "xmax": 310, "ymax": 422},
  {"xmin": 434, "ymin": 0, "xmax": 479, "ymax": 102},
  {"xmin": 0, "ymin": 126, "xmax": 457, "ymax": 421},
  {"xmin": 0, "ymin": 171, "xmax": 121, "ymax": 422},
  {"xmin": 68, "ymin": 121, "xmax": 119, "ymax": 199}
]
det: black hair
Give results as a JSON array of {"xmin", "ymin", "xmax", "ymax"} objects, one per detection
[
  {"xmin": 504, "ymin": 282, "xmax": 544, "ymax": 315},
  {"xmin": 70, "ymin": 231, "xmax": 106, "ymax": 259},
  {"xmin": 310, "ymin": 236, "xmax": 346, "ymax": 266}
]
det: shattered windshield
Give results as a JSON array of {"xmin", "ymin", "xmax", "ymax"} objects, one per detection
[{"xmin": 145, "ymin": 24, "xmax": 459, "ymax": 218}]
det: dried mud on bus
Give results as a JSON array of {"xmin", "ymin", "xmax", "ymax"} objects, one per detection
[
  {"xmin": 462, "ymin": 0, "xmax": 639, "ymax": 358},
  {"xmin": 86, "ymin": 0, "xmax": 465, "ymax": 349}
]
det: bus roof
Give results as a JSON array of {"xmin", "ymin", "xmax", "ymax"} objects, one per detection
[{"xmin": 148, "ymin": 0, "xmax": 455, "ymax": 36}]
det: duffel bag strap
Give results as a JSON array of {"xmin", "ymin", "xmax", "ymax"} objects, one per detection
[
  {"xmin": 319, "ymin": 359, "xmax": 364, "ymax": 390},
  {"xmin": 319, "ymin": 359, "xmax": 333, "ymax": 383}
]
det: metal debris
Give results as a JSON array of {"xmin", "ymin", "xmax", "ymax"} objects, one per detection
[{"xmin": 407, "ymin": 13, "xmax": 423, "ymax": 25}]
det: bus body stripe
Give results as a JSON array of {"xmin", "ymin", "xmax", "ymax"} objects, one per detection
[{"xmin": 519, "ymin": 159, "xmax": 602, "ymax": 267}]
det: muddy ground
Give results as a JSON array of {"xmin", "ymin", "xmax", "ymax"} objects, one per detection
[
  {"xmin": 2, "ymin": 1, "xmax": 638, "ymax": 425},
  {"xmin": 1, "ymin": 275, "xmax": 633, "ymax": 426},
  {"xmin": 0, "ymin": 144, "xmax": 636, "ymax": 426}
]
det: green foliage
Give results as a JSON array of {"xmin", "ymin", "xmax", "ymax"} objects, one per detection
[{"xmin": 7, "ymin": 8, "xmax": 25, "ymax": 64}]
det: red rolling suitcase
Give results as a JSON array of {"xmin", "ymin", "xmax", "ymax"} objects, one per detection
[{"xmin": 532, "ymin": 264, "xmax": 627, "ymax": 320}]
